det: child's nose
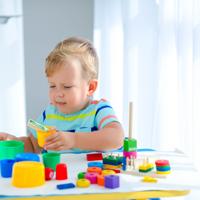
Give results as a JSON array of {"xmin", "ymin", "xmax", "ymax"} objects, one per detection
[{"xmin": 56, "ymin": 89, "xmax": 64, "ymax": 97}]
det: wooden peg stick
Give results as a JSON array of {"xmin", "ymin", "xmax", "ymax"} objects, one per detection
[{"xmin": 129, "ymin": 102, "xmax": 133, "ymax": 139}]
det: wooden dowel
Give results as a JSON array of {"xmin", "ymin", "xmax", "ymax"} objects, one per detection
[{"xmin": 129, "ymin": 102, "xmax": 133, "ymax": 139}]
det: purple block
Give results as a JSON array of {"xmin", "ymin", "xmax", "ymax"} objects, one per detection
[
  {"xmin": 85, "ymin": 172, "xmax": 98, "ymax": 184},
  {"xmin": 105, "ymin": 175, "xmax": 120, "ymax": 189}
]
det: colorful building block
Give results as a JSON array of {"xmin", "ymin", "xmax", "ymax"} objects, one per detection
[
  {"xmin": 0, "ymin": 159, "xmax": 15, "ymax": 178},
  {"xmin": 88, "ymin": 161, "xmax": 103, "ymax": 169},
  {"xmin": 87, "ymin": 167, "xmax": 102, "ymax": 174},
  {"xmin": 86, "ymin": 153, "xmax": 103, "ymax": 161},
  {"xmin": 56, "ymin": 163, "xmax": 68, "ymax": 180},
  {"xmin": 45, "ymin": 167, "xmax": 54, "ymax": 181},
  {"xmin": 15, "ymin": 153, "xmax": 40, "ymax": 162},
  {"xmin": 85, "ymin": 172, "xmax": 98, "ymax": 184},
  {"xmin": 103, "ymin": 164, "xmax": 122, "ymax": 170},
  {"xmin": 142, "ymin": 176, "xmax": 158, "ymax": 183},
  {"xmin": 76, "ymin": 178, "xmax": 90, "ymax": 188},
  {"xmin": 102, "ymin": 169, "xmax": 116, "ymax": 176},
  {"xmin": 56, "ymin": 183, "xmax": 75, "ymax": 190},
  {"xmin": 103, "ymin": 155, "xmax": 123, "ymax": 165},
  {"xmin": 77, "ymin": 172, "xmax": 86, "ymax": 179},
  {"xmin": 139, "ymin": 163, "xmax": 154, "ymax": 173},
  {"xmin": 97, "ymin": 174, "xmax": 105, "ymax": 186},
  {"xmin": 123, "ymin": 151, "xmax": 137, "ymax": 158},
  {"xmin": 123, "ymin": 138, "xmax": 137, "ymax": 152},
  {"xmin": 105, "ymin": 175, "xmax": 120, "ymax": 189}
]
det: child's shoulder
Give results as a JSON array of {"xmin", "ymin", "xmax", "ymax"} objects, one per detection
[{"xmin": 90, "ymin": 98, "xmax": 111, "ymax": 106}]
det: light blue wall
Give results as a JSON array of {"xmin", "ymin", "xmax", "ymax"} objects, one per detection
[{"xmin": 23, "ymin": 0, "xmax": 94, "ymax": 121}]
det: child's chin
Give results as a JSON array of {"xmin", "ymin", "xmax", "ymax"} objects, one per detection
[{"xmin": 58, "ymin": 108, "xmax": 70, "ymax": 114}]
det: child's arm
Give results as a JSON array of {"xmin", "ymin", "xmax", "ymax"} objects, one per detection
[
  {"xmin": 44, "ymin": 122, "xmax": 124, "ymax": 151},
  {"xmin": 0, "ymin": 132, "xmax": 42, "ymax": 153}
]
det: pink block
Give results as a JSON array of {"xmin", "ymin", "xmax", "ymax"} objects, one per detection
[
  {"xmin": 85, "ymin": 172, "xmax": 98, "ymax": 184},
  {"xmin": 123, "ymin": 151, "xmax": 137, "ymax": 158}
]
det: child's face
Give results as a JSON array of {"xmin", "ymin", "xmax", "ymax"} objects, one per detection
[{"xmin": 47, "ymin": 59, "xmax": 91, "ymax": 114}]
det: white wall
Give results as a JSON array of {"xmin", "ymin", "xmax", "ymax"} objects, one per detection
[
  {"xmin": 23, "ymin": 0, "xmax": 94, "ymax": 122},
  {"xmin": 0, "ymin": 0, "xmax": 26, "ymax": 136}
]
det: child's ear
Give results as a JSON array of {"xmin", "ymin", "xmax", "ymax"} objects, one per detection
[{"xmin": 88, "ymin": 79, "xmax": 98, "ymax": 96}]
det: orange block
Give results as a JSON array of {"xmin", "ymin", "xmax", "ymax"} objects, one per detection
[
  {"xmin": 87, "ymin": 167, "xmax": 102, "ymax": 174},
  {"xmin": 97, "ymin": 174, "xmax": 104, "ymax": 186}
]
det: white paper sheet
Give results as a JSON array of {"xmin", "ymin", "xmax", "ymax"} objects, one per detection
[{"xmin": 0, "ymin": 151, "xmax": 200, "ymax": 197}]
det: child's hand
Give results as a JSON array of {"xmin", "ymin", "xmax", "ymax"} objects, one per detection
[
  {"xmin": 43, "ymin": 131, "xmax": 75, "ymax": 151},
  {"xmin": 0, "ymin": 132, "xmax": 17, "ymax": 141}
]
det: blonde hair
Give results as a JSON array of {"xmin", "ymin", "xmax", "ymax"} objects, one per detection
[{"xmin": 45, "ymin": 37, "xmax": 99, "ymax": 80}]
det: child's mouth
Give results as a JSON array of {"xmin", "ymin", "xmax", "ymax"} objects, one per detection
[{"xmin": 56, "ymin": 102, "xmax": 66, "ymax": 106}]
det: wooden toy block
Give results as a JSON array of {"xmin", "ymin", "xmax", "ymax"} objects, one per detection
[
  {"xmin": 85, "ymin": 172, "xmax": 98, "ymax": 184},
  {"xmin": 45, "ymin": 167, "xmax": 54, "ymax": 181},
  {"xmin": 86, "ymin": 153, "xmax": 103, "ymax": 161},
  {"xmin": 87, "ymin": 167, "xmax": 102, "ymax": 174},
  {"xmin": 56, "ymin": 183, "xmax": 75, "ymax": 190},
  {"xmin": 139, "ymin": 163, "xmax": 154, "ymax": 173},
  {"xmin": 123, "ymin": 151, "xmax": 137, "ymax": 158},
  {"xmin": 103, "ymin": 155, "xmax": 123, "ymax": 165},
  {"xmin": 103, "ymin": 164, "xmax": 122, "ymax": 170},
  {"xmin": 156, "ymin": 165, "xmax": 171, "ymax": 171},
  {"xmin": 155, "ymin": 159, "xmax": 171, "ymax": 174},
  {"xmin": 102, "ymin": 169, "xmax": 116, "ymax": 176},
  {"xmin": 97, "ymin": 174, "xmax": 104, "ymax": 186},
  {"xmin": 105, "ymin": 175, "xmax": 120, "ymax": 189},
  {"xmin": 77, "ymin": 172, "xmax": 86, "ymax": 179},
  {"xmin": 56, "ymin": 163, "xmax": 68, "ymax": 180},
  {"xmin": 155, "ymin": 159, "xmax": 170, "ymax": 167},
  {"xmin": 76, "ymin": 178, "xmax": 90, "ymax": 188},
  {"xmin": 123, "ymin": 138, "xmax": 137, "ymax": 152},
  {"xmin": 156, "ymin": 170, "xmax": 171, "ymax": 175},
  {"xmin": 142, "ymin": 176, "xmax": 158, "ymax": 183},
  {"xmin": 88, "ymin": 161, "xmax": 103, "ymax": 169}
]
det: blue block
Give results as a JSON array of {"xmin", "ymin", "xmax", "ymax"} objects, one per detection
[
  {"xmin": 88, "ymin": 161, "xmax": 103, "ymax": 169},
  {"xmin": 0, "ymin": 159, "xmax": 15, "ymax": 178},
  {"xmin": 15, "ymin": 153, "xmax": 40, "ymax": 162},
  {"xmin": 56, "ymin": 183, "xmax": 75, "ymax": 190}
]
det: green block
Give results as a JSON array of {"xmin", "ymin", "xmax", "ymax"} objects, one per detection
[
  {"xmin": 123, "ymin": 138, "xmax": 137, "ymax": 152},
  {"xmin": 77, "ymin": 172, "xmax": 86, "ymax": 179},
  {"xmin": 103, "ymin": 155, "xmax": 123, "ymax": 165}
]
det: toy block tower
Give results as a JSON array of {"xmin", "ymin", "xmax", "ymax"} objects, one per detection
[{"xmin": 123, "ymin": 102, "xmax": 137, "ymax": 159}]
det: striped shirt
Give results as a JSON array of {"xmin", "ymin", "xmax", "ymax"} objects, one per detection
[{"xmin": 30, "ymin": 99, "xmax": 119, "ymax": 152}]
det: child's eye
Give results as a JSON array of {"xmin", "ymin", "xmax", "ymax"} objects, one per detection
[
  {"xmin": 49, "ymin": 85, "xmax": 56, "ymax": 88},
  {"xmin": 64, "ymin": 86, "xmax": 72, "ymax": 89}
]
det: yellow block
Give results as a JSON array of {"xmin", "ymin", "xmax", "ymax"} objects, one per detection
[{"xmin": 12, "ymin": 161, "xmax": 45, "ymax": 188}]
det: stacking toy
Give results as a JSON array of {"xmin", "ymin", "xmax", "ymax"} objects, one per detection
[
  {"xmin": 15, "ymin": 152, "xmax": 40, "ymax": 162},
  {"xmin": 0, "ymin": 159, "xmax": 15, "ymax": 178},
  {"xmin": 37, "ymin": 128, "xmax": 56, "ymax": 148},
  {"xmin": 77, "ymin": 172, "xmax": 86, "ymax": 179},
  {"xmin": 12, "ymin": 161, "xmax": 45, "ymax": 188},
  {"xmin": 56, "ymin": 163, "xmax": 68, "ymax": 180},
  {"xmin": 0, "ymin": 140, "xmax": 24, "ymax": 160},
  {"xmin": 123, "ymin": 102, "xmax": 137, "ymax": 160},
  {"xmin": 42, "ymin": 152, "xmax": 60, "ymax": 171},
  {"xmin": 105, "ymin": 175, "xmax": 120, "ymax": 189},
  {"xmin": 155, "ymin": 159, "xmax": 171, "ymax": 175},
  {"xmin": 76, "ymin": 178, "xmax": 90, "ymax": 188},
  {"xmin": 45, "ymin": 168, "xmax": 54, "ymax": 180},
  {"xmin": 85, "ymin": 172, "xmax": 98, "ymax": 184}
]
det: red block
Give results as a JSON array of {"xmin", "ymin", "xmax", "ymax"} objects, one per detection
[
  {"xmin": 86, "ymin": 153, "xmax": 103, "ymax": 161},
  {"xmin": 45, "ymin": 168, "xmax": 54, "ymax": 181}
]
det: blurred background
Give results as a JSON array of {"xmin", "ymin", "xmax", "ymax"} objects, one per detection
[{"xmin": 0, "ymin": 0, "xmax": 200, "ymax": 179}]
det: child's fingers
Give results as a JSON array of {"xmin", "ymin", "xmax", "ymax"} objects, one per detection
[
  {"xmin": 44, "ymin": 140, "xmax": 63, "ymax": 150},
  {"xmin": 45, "ymin": 132, "xmax": 59, "ymax": 142}
]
